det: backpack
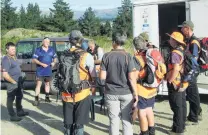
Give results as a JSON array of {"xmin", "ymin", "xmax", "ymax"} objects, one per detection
[
  {"xmin": 57, "ymin": 48, "xmax": 91, "ymax": 96},
  {"xmin": 136, "ymin": 48, "xmax": 167, "ymax": 88},
  {"xmin": 189, "ymin": 36, "xmax": 208, "ymax": 73},
  {"xmin": 172, "ymin": 47, "xmax": 200, "ymax": 82},
  {"xmin": 198, "ymin": 37, "xmax": 208, "ymax": 72}
]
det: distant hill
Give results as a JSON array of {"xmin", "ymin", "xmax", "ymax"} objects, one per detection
[
  {"xmin": 42, "ymin": 8, "xmax": 118, "ymax": 20},
  {"xmin": 74, "ymin": 8, "xmax": 118, "ymax": 20}
]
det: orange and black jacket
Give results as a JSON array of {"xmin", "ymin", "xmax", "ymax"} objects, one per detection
[{"xmin": 62, "ymin": 47, "xmax": 91, "ymax": 103}]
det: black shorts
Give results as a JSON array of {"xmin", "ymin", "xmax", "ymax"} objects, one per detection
[
  {"xmin": 36, "ymin": 76, "xmax": 52, "ymax": 82},
  {"xmin": 138, "ymin": 96, "xmax": 155, "ymax": 109},
  {"xmin": 63, "ymin": 95, "xmax": 91, "ymax": 125}
]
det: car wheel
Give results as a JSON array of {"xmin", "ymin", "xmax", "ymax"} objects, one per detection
[{"xmin": 50, "ymin": 73, "xmax": 60, "ymax": 95}]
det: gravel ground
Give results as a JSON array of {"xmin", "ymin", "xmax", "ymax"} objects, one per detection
[{"xmin": 1, "ymin": 90, "xmax": 208, "ymax": 135}]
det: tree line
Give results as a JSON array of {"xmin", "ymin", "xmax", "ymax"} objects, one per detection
[{"xmin": 1, "ymin": 0, "xmax": 132, "ymax": 37}]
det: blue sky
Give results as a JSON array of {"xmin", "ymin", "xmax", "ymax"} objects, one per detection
[{"xmin": 12, "ymin": 0, "xmax": 124, "ymax": 11}]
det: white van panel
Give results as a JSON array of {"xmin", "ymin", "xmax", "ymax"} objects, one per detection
[
  {"xmin": 133, "ymin": 0, "xmax": 185, "ymax": 5},
  {"xmin": 133, "ymin": 5, "xmax": 159, "ymax": 48},
  {"xmin": 189, "ymin": 0, "xmax": 208, "ymax": 38}
]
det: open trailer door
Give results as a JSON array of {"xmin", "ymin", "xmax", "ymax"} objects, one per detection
[
  {"xmin": 189, "ymin": 0, "xmax": 208, "ymax": 94},
  {"xmin": 133, "ymin": 4, "xmax": 159, "ymax": 48}
]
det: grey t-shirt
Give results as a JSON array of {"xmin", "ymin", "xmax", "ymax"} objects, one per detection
[
  {"xmin": 101, "ymin": 49, "xmax": 135, "ymax": 95},
  {"xmin": 1, "ymin": 56, "xmax": 21, "ymax": 82}
]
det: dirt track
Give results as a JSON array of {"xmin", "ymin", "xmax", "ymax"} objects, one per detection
[{"xmin": 1, "ymin": 90, "xmax": 208, "ymax": 135}]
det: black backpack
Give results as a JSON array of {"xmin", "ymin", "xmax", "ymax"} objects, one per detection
[
  {"xmin": 198, "ymin": 37, "xmax": 208, "ymax": 72},
  {"xmin": 174, "ymin": 47, "xmax": 200, "ymax": 82},
  {"xmin": 57, "ymin": 48, "xmax": 91, "ymax": 96}
]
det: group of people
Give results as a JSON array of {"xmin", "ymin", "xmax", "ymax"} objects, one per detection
[
  {"xmin": 166, "ymin": 21, "xmax": 202, "ymax": 135},
  {"xmin": 1, "ymin": 20, "xmax": 203, "ymax": 135}
]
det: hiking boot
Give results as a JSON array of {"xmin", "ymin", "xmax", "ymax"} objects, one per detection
[
  {"xmin": 167, "ymin": 130, "xmax": 184, "ymax": 135},
  {"xmin": 186, "ymin": 120, "xmax": 198, "ymax": 126},
  {"xmin": 74, "ymin": 128, "xmax": 84, "ymax": 135},
  {"xmin": 64, "ymin": 128, "xmax": 71, "ymax": 135},
  {"xmin": 17, "ymin": 110, "xmax": 29, "ymax": 117},
  {"xmin": 10, "ymin": 115, "xmax": 22, "ymax": 122},
  {"xmin": 139, "ymin": 131, "xmax": 149, "ymax": 135},
  {"xmin": 171, "ymin": 125, "xmax": 186, "ymax": 133},
  {"xmin": 45, "ymin": 96, "xmax": 51, "ymax": 103},
  {"xmin": 149, "ymin": 126, "xmax": 155, "ymax": 135},
  {"xmin": 45, "ymin": 93, "xmax": 51, "ymax": 103},
  {"xmin": 33, "ymin": 96, "xmax": 40, "ymax": 106}
]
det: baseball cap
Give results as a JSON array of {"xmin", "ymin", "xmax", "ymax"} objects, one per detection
[
  {"xmin": 139, "ymin": 32, "xmax": 149, "ymax": 41},
  {"xmin": 178, "ymin": 21, "xmax": 194, "ymax": 30}
]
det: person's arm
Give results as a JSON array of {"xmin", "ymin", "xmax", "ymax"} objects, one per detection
[
  {"xmin": 86, "ymin": 54, "xmax": 97, "ymax": 95},
  {"xmin": 32, "ymin": 49, "xmax": 48, "ymax": 67},
  {"xmin": 52, "ymin": 58, "xmax": 57, "ymax": 64},
  {"xmin": 168, "ymin": 64, "xmax": 180, "ymax": 83},
  {"xmin": 3, "ymin": 72, "xmax": 17, "ymax": 84},
  {"xmin": 100, "ymin": 70, "xmax": 106, "ymax": 80},
  {"xmin": 1, "ymin": 57, "xmax": 17, "ymax": 84},
  {"xmin": 192, "ymin": 43, "xmax": 199, "ymax": 60},
  {"xmin": 32, "ymin": 59, "xmax": 46, "ymax": 66},
  {"xmin": 167, "ymin": 52, "xmax": 182, "ymax": 83},
  {"xmin": 94, "ymin": 60, "xmax": 101, "ymax": 65},
  {"xmin": 94, "ymin": 48, "xmax": 104, "ymax": 65},
  {"xmin": 86, "ymin": 54, "xmax": 96, "ymax": 79},
  {"xmin": 51, "ymin": 51, "xmax": 57, "ymax": 67},
  {"xmin": 128, "ymin": 71, "xmax": 137, "ymax": 97},
  {"xmin": 128, "ymin": 55, "xmax": 138, "ymax": 107},
  {"xmin": 133, "ymin": 56, "xmax": 141, "ymax": 80},
  {"xmin": 99, "ymin": 55, "xmax": 107, "ymax": 79}
]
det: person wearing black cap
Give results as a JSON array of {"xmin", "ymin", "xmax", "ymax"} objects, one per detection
[
  {"xmin": 99, "ymin": 32, "xmax": 138, "ymax": 135},
  {"xmin": 180, "ymin": 21, "xmax": 202, "ymax": 125},
  {"xmin": 62, "ymin": 30, "xmax": 96, "ymax": 135}
]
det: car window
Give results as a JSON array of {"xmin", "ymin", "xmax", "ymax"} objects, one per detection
[
  {"xmin": 55, "ymin": 41, "xmax": 71, "ymax": 52},
  {"xmin": 16, "ymin": 42, "xmax": 34, "ymax": 59}
]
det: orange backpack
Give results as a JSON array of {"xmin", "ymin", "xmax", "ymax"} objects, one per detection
[{"xmin": 135, "ymin": 48, "xmax": 167, "ymax": 88}]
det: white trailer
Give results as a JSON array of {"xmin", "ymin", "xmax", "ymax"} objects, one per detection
[{"xmin": 132, "ymin": 0, "xmax": 208, "ymax": 94}]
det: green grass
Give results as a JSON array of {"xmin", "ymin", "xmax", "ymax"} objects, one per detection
[
  {"xmin": 1, "ymin": 28, "xmax": 134, "ymax": 54},
  {"xmin": 90, "ymin": 36, "xmax": 134, "ymax": 54},
  {"xmin": 1, "ymin": 37, "xmax": 22, "ymax": 54}
]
